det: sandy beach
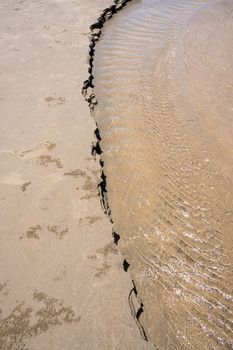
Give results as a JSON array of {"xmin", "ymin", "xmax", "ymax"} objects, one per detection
[
  {"xmin": 1, "ymin": 0, "xmax": 233, "ymax": 349},
  {"xmin": 0, "ymin": 0, "xmax": 154, "ymax": 349}
]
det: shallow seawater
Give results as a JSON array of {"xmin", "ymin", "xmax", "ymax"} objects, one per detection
[{"xmin": 93, "ymin": 0, "xmax": 233, "ymax": 348}]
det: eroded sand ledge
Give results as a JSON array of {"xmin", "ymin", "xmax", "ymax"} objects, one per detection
[
  {"xmin": 0, "ymin": 0, "xmax": 154, "ymax": 349},
  {"xmin": 82, "ymin": 0, "xmax": 152, "ymax": 343}
]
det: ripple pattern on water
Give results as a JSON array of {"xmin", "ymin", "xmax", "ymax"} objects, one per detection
[{"xmin": 93, "ymin": 1, "xmax": 233, "ymax": 348}]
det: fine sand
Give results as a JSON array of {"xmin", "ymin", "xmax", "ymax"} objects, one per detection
[{"xmin": 0, "ymin": 1, "xmax": 154, "ymax": 349}]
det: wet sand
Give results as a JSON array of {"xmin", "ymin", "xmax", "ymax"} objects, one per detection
[
  {"xmin": 0, "ymin": 1, "xmax": 155, "ymax": 349},
  {"xmin": 93, "ymin": 0, "xmax": 233, "ymax": 349}
]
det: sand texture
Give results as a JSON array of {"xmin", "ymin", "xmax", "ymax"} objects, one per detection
[{"xmin": 0, "ymin": 0, "xmax": 155, "ymax": 349}]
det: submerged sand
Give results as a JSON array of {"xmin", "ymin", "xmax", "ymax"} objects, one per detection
[
  {"xmin": 0, "ymin": 1, "xmax": 155, "ymax": 349},
  {"xmin": 93, "ymin": 0, "xmax": 233, "ymax": 349}
]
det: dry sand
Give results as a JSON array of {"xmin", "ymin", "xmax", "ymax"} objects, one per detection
[{"xmin": 0, "ymin": 0, "xmax": 154, "ymax": 349}]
